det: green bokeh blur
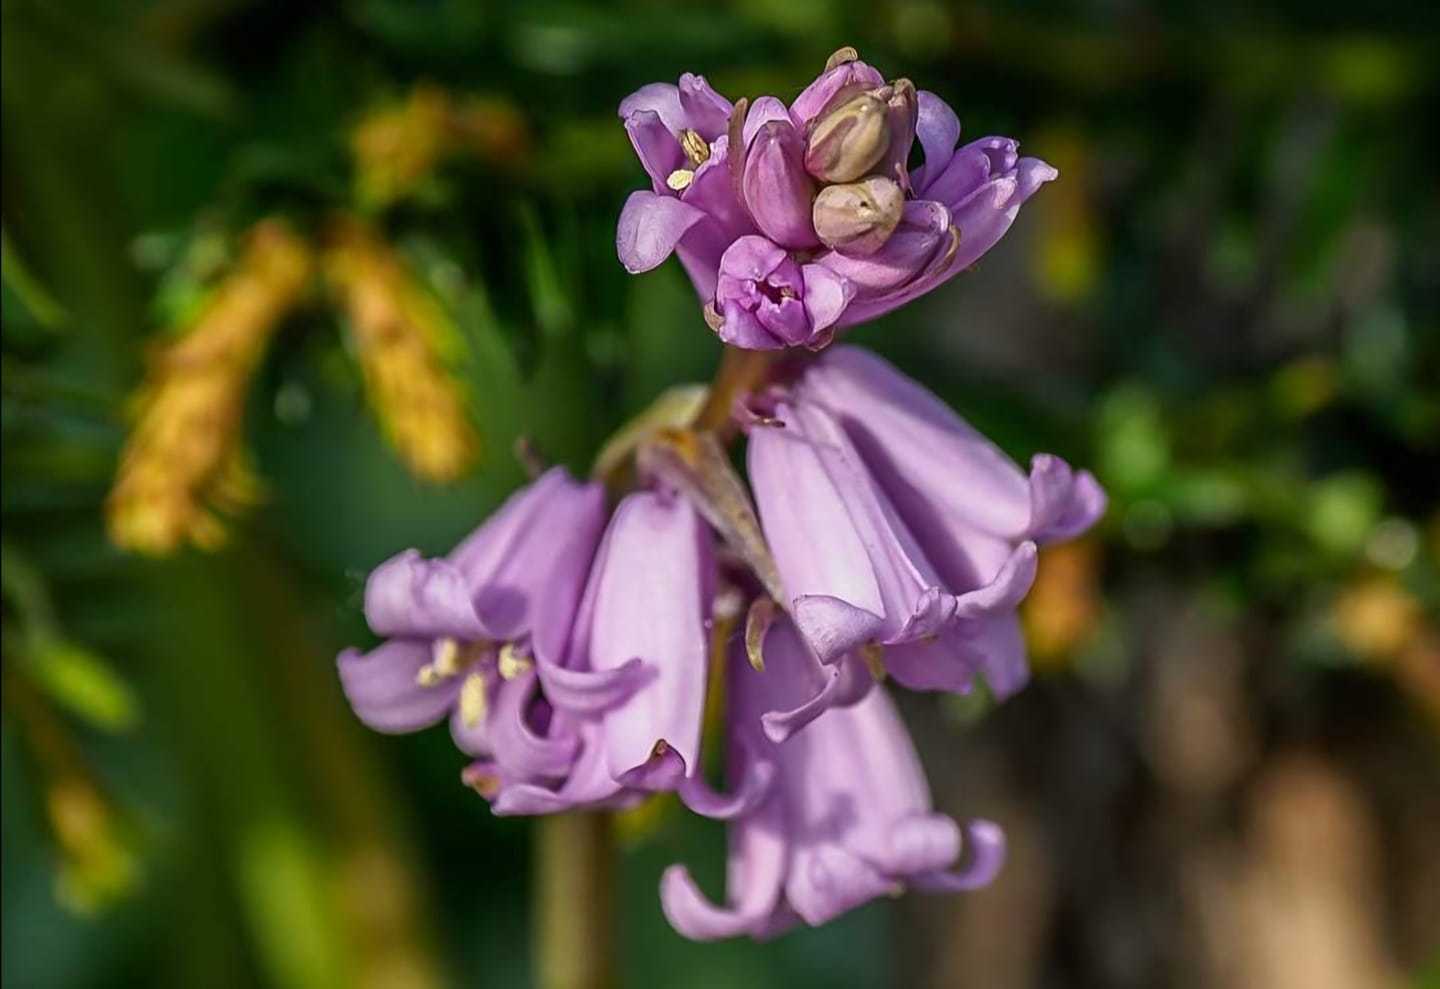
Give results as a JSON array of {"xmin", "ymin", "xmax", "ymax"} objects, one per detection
[{"xmin": 3, "ymin": 1, "xmax": 1438, "ymax": 987}]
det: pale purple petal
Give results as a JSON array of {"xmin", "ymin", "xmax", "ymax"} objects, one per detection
[
  {"xmin": 618, "ymin": 82, "xmax": 684, "ymax": 135},
  {"xmin": 799, "ymin": 263, "xmax": 853, "ymax": 340},
  {"xmin": 678, "ymin": 73, "xmax": 733, "ymax": 140},
  {"xmin": 790, "ymin": 60, "xmax": 885, "ymax": 126},
  {"xmin": 337, "ymin": 641, "xmax": 458, "ymax": 734},
  {"xmin": 617, "ymin": 191, "xmax": 708, "ymax": 273},
  {"xmin": 590, "ymin": 492, "xmax": 713, "ymax": 784},
  {"xmin": 754, "ymin": 618, "xmax": 873, "ymax": 743},
  {"xmin": 784, "ymin": 843, "xmax": 898, "ymax": 926},
  {"xmin": 363, "ymin": 551, "xmax": 488, "ymax": 641},
  {"xmin": 912, "ymin": 819, "xmax": 1008, "ymax": 892},
  {"xmin": 742, "ymin": 95, "xmax": 792, "ymax": 147},
  {"xmin": 913, "ymin": 89, "xmax": 961, "ymax": 189},
  {"xmin": 830, "ymin": 200, "xmax": 953, "ymax": 290},
  {"xmin": 742, "ymin": 120, "xmax": 818, "ymax": 249},
  {"xmin": 677, "ymin": 741, "xmax": 776, "ymax": 820},
  {"xmin": 488, "ymin": 671, "xmax": 579, "ymax": 781},
  {"xmin": 749, "ymin": 402, "xmax": 956, "ymax": 661},
  {"xmin": 1027, "ymin": 457, "xmax": 1108, "ymax": 543},
  {"xmin": 623, "ymin": 110, "xmax": 684, "ymax": 189}
]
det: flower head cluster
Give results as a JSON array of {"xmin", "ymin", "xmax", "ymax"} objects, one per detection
[
  {"xmin": 340, "ymin": 49, "xmax": 1102, "ymax": 941},
  {"xmin": 617, "ymin": 48, "xmax": 1056, "ymax": 349},
  {"xmin": 339, "ymin": 348, "xmax": 1102, "ymax": 939}
]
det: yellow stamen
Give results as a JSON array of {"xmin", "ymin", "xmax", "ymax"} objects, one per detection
[
  {"xmin": 498, "ymin": 642, "xmax": 533, "ymax": 681},
  {"xmin": 666, "ymin": 168, "xmax": 694, "ymax": 191},
  {"xmin": 459, "ymin": 672, "xmax": 488, "ymax": 729},
  {"xmin": 680, "ymin": 129, "xmax": 710, "ymax": 166},
  {"xmin": 432, "ymin": 637, "xmax": 461, "ymax": 677}
]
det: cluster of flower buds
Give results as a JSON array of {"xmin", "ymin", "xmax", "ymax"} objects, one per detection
[
  {"xmin": 617, "ymin": 47, "xmax": 1057, "ymax": 348},
  {"xmin": 340, "ymin": 49, "xmax": 1101, "ymax": 941}
]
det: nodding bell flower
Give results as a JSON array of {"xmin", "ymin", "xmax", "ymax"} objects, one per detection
[
  {"xmin": 449, "ymin": 489, "xmax": 771, "ymax": 820},
  {"xmin": 660, "ymin": 638, "xmax": 1006, "ymax": 941},
  {"xmin": 746, "ymin": 387, "xmax": 1040, "ymax": 695},
  {"xmin": 337, "ymin": 467, "xmax": 607, "ymax": 783},
  {"xmin": 785, "ymin": 346, "xmax": 1107, "ymax": 696},
  {"xmin": 616, "ymin": 49, "xmax": 1056, "ymax": 345}
]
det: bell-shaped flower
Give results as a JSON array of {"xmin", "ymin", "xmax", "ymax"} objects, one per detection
[
  {"xmin": 793, "ymin": 346, "xmax": 1107, "ymax": 695},
  {"xmin": 660, "ymin": 637, "xmax": 1005, "ymax": 940},
  {"xmin": 476, "ymin": 489, "xmax": 772, "ymax": 819},
  {"xmin": 746, "ymin": 392, "xmax": 1038, "ymax": 695},
  {"xmin": 338, "ymin": 466, "xmax": 607, "ymax": 748}
]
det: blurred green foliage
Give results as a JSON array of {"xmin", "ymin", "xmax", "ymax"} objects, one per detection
[{"xmin": 3, "ymin": 0, "xmax": 1438, "ymax": 987}]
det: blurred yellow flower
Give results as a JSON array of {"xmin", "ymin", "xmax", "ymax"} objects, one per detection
[
  {"xmin": 323, "ymin": 218, "xmax": 479, "ymax": 483},
  {"xmin": 107, "ymin": 220, "xmax": 312, "ymax": 555}
]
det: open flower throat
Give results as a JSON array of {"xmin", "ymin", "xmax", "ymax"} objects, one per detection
[{"xmin": 339, "ymin": 49, "xmax": 1102, "ymax": 942}]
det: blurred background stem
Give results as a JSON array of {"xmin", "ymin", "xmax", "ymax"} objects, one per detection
[{"xmin": 536, "ymin": 812, "xmax": 614, "ymax": 989}]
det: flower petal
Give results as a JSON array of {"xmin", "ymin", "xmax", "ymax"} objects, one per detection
[
  {"xmin": 337, "ymin": 640, "xmax": 459, "ymax": 734},
  {"xmin": 912, "ymin": 818, "xmax": 1007, "ymax": 892},
  {"xmin": 913, "ymin": 89, "xmax": 961, "ymax": 189},
  {"xmin": 790, "ymin": 60, "xmax": 885, "ymax": 126},
  {"xmin": 363, "ymin": 550, "xmax": 487, "ymax": 641},
  {"xmin": 678, "ymin": 73, "xmax": 733, "ymax": 140},
  {"xmin": 488, "ymin": 671, "xmax": 578, "ymax": 781},
  {"xmin": 618, "ymin": 82, "xmax": 683, "ymax": 135},
  {"xmin": 617, "ymin": 190, "xmax": 709, "ymax": 274},
  {"xmin": 590, "ymin": 492, "xmax": 714, "ymax": 783},
  {"xmin": 623, "ymin": 109, "xmax": 684, "ymax": 189}
]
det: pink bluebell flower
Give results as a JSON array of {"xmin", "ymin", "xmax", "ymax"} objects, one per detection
[
  {"xmin": 338, "ymin": 466, "xmax": 607, "ymax": 750},
  {"xmin": 660, "ymin": 633, "xmax": 1005, "ymax": 940},
  {"xmin": 746, "ymin": 346, "xmax": 1105, "ymax": 698}
]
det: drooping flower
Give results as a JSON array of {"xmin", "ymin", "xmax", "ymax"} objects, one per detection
[
  {"xmin": 467, "ymin": 489, "xmax": 771, "ymax": 819},
  {"xmin": 746, "ymin": 387, "xmax": 1039, "ymax": 696},
  {"xmin": 793, "ymin": 346, "xmax": 1107, "ymax": 696},
  {"xmin": 616, "ymin": 49, "xmax": 1057, "ymax": 346},
  {"xmin": 660, "ymin": 631, "xmax": 1005, "ymax": 941},
  {"xmin": 337, "ymin": 466, "xmax": 606, "ymax": 780}
]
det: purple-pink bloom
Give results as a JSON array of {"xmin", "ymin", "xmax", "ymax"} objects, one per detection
[
  {"xmin": 338, "ymin": 465, "xmax": 606, "ymax": 747},
  {"xmin": 471, "ymin": 489, "xmax": 771, "ymax": 819},
  {"xmin": 790, "ymin": 345, "xmax": 1107, "ymax": 696},
  {"xmin": 660, "ymin": 632, "xmax": 1005, "ymax": 941},
  {"xmin": 746, "ymin": 386, "xmax": 1039, "ymax": 696},
  {"xmin": 616, "ymin": 52, "xmax": 1056, "ymax": 345}
]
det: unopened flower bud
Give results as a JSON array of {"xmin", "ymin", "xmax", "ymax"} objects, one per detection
[
  {"xmin": 804, "ymin": 92, "xmax": 890, "ymax": 184},
  {"xmin": 812, "ymin": 176, "xmax": 904, "ymax": 255},
  {"xmin": 742, "ymin": 120, "xmax": 819, "ymax": 249}
]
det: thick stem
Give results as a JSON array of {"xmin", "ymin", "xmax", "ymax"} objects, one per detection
[
  {"xmin": 536, "ymin": 812, "xmax": 615, "ymax": 989},
  {"xmin": 694, "ymin": 347, "xmax": 783, "ymax": 435}
]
